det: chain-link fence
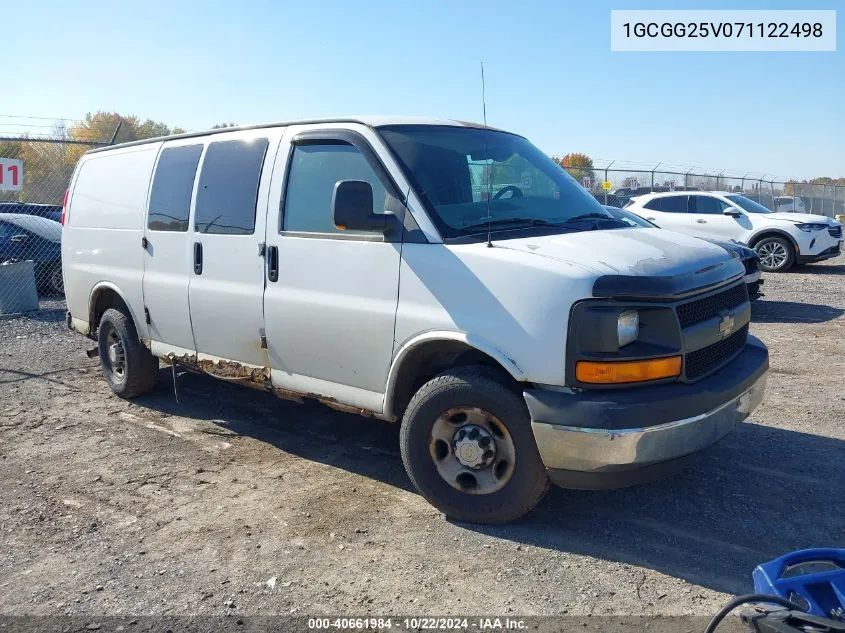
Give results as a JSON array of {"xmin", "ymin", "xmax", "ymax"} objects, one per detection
[
  {"xmin": 1, "ymin": 134, "xmax": 844, "ymax": 317},
  {"xmin": 0, "ymin": 137, "xmax": 104, "ymax": 315},
  {"xmin": 563, "ymin": 161, "xmax": 845, "ymax": 218}
]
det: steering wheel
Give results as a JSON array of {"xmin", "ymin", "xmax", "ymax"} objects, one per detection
[{"xmin": 493, "ymin": 185, "xmax": 524, "ymax": 200}]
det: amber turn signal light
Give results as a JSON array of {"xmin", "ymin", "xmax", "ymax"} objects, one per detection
[{"xmin": 575, "ymin": 356, "xmax": 682, "ymax": 384}]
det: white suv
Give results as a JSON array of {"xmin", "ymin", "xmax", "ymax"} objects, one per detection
[
  {"xmin": 62, "ymin": 118, "xmax": 769, "ymax": 523},
  {"xmin": 626, "ymin": 191, "xmax": 843, "ymax": 272}
]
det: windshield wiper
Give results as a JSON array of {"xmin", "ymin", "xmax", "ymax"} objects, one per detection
[
  {"xmin": 459, "ymin": 217, "xmax": 559, "ymax": 231},
  {"xmin": 561, "ymin": 213, "xmax": 619, "ymax": 223}
]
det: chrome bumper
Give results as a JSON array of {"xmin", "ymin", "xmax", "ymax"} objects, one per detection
[{"xmin": 531, "ymin": 374, "xmax": 766, "ymax": 475}]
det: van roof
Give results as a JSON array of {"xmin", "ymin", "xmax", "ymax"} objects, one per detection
[{"xmin": 86, "ymin": 116, "xmax": 511, "ymax": 154}]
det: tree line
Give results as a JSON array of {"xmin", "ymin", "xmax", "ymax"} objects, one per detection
[{"xmin": 0, "ymin": 112, "xmax": 236, "ymax": 204}]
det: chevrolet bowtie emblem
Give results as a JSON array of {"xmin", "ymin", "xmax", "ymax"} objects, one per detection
[{"xmin": 718, "ymin": 312, "xmax": 735, "ymax": 338}]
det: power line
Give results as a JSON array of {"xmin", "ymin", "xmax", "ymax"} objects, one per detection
[
  {"xmin": 0, "ymin": 114, "xmax": 83, "ymax": 122},
  {"xmin": 0, "ymin": 123, "xmax": 75, "ymax": 129}
]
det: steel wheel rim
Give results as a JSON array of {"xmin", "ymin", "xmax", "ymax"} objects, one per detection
[
  {"xmin": 50, "ymin": 268, "xmax": 63, "ymax": 294},
  {"xmin": 105, "ymin": 328, "xmax": 126, "ymax": 380},
  {"xmin": 429, "ymin": 407, "xmax": 516, "ymax": 495},
  {"xmin": 757, "ymin": 241, "xmax": 788, "ymax": 268}
]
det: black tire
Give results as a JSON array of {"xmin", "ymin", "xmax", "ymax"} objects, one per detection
[
  {"xmin": 97, "ymin": 308, "xmax": 159, "ymax": 398},
  {"xmin": 399, "ymin": 366, "xmax": 549, "ymax": 524},
  {"xmin": 754, "ymin": 236, "xmax": 795, "ymax": 272}
]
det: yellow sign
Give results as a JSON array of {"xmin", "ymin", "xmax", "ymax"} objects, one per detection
[{"xmin": 602, "ymin": 181, "xmax": 612, "ymax": 191}]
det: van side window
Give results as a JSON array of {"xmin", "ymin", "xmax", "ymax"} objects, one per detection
[
  {"xmin": 282, "ymin": 143, "xmax": 387, "ymax": 235},
  {"xmin": 195, "ymin": 138, "xmax": 269, "ymax": 235},
  {"xmin": 147, "ymin": 145, "xmax": 203, "ymax": 232}
]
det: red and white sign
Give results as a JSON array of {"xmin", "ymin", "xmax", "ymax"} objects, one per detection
[{"xmin": 0, "ymin": 158, "xmax": 23, "ymax": 191}]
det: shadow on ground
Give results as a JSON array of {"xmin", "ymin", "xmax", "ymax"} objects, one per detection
[
  {"xmin": 792, "ymin": 264, "xmax": 845, "ymax": 276},
  {"xmin": 751, "ymin": 299, "xmax": 844, "ymax": 324},
  {"xmin": 133, "ymin": 368, "xmax": 844, "ymax": 597}
]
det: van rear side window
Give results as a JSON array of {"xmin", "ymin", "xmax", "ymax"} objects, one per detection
[
  {"xmin": 195, "ymin": 139, "xmax": 269, "ymax": 235},
  {"xmin": 148, "ymin": 145, "xmax": 202, "ymax": 232}
]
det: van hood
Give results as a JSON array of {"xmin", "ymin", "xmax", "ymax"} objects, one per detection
[
  {"xmin": 492, "ymin": 227, "xmax": 745, "ymax": 300},
  {"xmin": 494, "ymin": 227, "xmax": 734, "ymax": 276}
]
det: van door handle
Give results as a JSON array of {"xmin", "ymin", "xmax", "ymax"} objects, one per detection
[
  {"xmin": 696, "ymin": 219, "xmax": 707, "ymax": 223},
  {"xmin": 193, "ymin": 242, "xmax": 203, "ymax": 275},
  {"xmin": 267, "ymin": 245, "xmax": 279, "ymax": 283}
]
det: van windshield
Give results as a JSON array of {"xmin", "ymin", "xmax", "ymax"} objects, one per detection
[{"xmin": 379, "ymin": 125, "xmax": 622, "ymax": 239}]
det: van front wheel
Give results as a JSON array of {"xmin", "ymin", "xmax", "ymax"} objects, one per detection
[
  {"xmin": 97, "ymin": 308, "xmax": 159, "ymax": 398},
  {"xmin": 399, "ymin": 366, "xmax": 549, "ymax": 524}
]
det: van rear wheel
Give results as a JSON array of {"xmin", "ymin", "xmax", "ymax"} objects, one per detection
[
  {"xmin": 399, "ymin": 366, "xmax": 549, "ymax": 524},
  {"xmin": 97, "ymin": 308, "xmax": 159, "ymax": 398}
]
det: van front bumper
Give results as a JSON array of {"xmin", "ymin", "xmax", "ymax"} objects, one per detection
[{"xmin": 524, "ymin": 336, "xmax": 768, "ymax": 489}]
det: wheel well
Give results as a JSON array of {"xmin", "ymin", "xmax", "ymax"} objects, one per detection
[
  {"xmin": 748, "ymin": 230, "xmax": 798, "ymax": 251},
  {"xmin": 388, "ymin": 340, "xmax": 520, "ymax": 420},
  {"xmin": 89, "ymin": 288, "xmax": 131, "ymax": 338}
]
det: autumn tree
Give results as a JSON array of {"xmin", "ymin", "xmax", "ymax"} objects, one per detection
[
  {"xmin": 554, "ymin": 152, "xmax": 595, "ymax": 184},
  {"xmin": 67, "ymin": 111, "xmax": 182, "ymax": 146},
  {"xmin": 1, "ymin": 112, "xmax": 185, "ymax": 204}
]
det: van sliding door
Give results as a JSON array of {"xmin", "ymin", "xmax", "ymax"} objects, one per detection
[
  {"xmin": 142, "ymin": 141, "xmax": 203, "ymax": 357},
  {"xmin": 187, "ymin": 130, "xmax": 282, "ymax": 369}
]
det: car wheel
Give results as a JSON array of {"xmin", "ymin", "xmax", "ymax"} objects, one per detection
[
  {"xmin": 49, "ymin": 265, "xmax": 64, "ymax": 296},
  {"xmin": 97, "ymin": 308, "xmax": 159, "ymax": 398},
  {"xmin": 754, "ymin": 237, "xmax": 795, "ymax": 272},
  {"xmin": 399, "ymin": 366, "xmax": 549, "ymax": 524}
]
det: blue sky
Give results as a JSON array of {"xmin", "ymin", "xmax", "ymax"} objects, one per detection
[{"xmin": 4, "ymin": 0, "xmax": 843, "ymax": 179}]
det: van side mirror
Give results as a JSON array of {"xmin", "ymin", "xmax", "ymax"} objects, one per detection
[
  {"xmin": 723, "ymin": 208, "xmax": 742, "ymax": 217},
  {"xmin": 332, "ymin": 180, "xmax": 400, "ymax": 234}
]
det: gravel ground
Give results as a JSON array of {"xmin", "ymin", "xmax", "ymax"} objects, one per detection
[{"xmin": 1, "ymin": 256, "xmax": 843, "ymax": 619}]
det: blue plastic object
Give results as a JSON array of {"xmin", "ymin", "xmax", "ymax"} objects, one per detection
[{"xmin": 753, "ymin": 548, "xmax": 845, "ymax": 619}]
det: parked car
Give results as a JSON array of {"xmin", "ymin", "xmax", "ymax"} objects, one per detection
[
  {"xmin": 604, "ymin": 206, "xmax": 763, "ymax": 297},
  {"xmin": 591, "ymin": 193, "xmax": 627, "ymax": 208},
  {"xmin": 626, "ymin": 191, "xmax": 843, "ymax": 272},
  {"xmin": 0, "ymin": 201, "xmax": 63, "ymax": 223},
  {"xmin": 773, "ymin": 196, "xmax": 806, "ymax": 213},
  {"xmin": 0, "ymin": 213, "xmax": 64, "ymax": 295},
  {"xmin": 62, "ymin": 118, "xmax": 768, "ymax": 524}
]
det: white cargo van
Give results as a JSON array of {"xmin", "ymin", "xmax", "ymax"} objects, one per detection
[{"xmin": 62, "ymin": 117, "xmax": 768, "ymax": 523}]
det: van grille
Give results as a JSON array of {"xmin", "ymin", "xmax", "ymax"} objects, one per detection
[
  {"xmin": 676, "ymin": 283, "xmax": 748, "ymax": 328},
  {"xmin": 685, "ymin": 325, "xmax": 749, "ymax": 381},
  {"xmin": 829, "ymin": 225, "xmax": 842, "ymax": 239}
]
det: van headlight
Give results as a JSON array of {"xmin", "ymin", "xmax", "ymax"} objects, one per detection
[{"xmin": 617, "ymin": 310, "xmax": 639, "ymax": 347}]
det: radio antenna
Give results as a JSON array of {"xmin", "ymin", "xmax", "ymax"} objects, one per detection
[{"xmin": 481, "ymin": 61, "xmax": 493, "ymax": 248}]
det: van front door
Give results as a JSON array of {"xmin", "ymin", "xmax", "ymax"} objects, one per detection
[
  {"xmin": 262, "ymin": 127, "xmax": 405, "ymax": 413},
  {"xmin": 142, "ymin": 141, "xmax": 203, "ymax": 357},
  {"xmin": 187, "ymin": 130, "xmax": 280, "ymax": 370}
]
